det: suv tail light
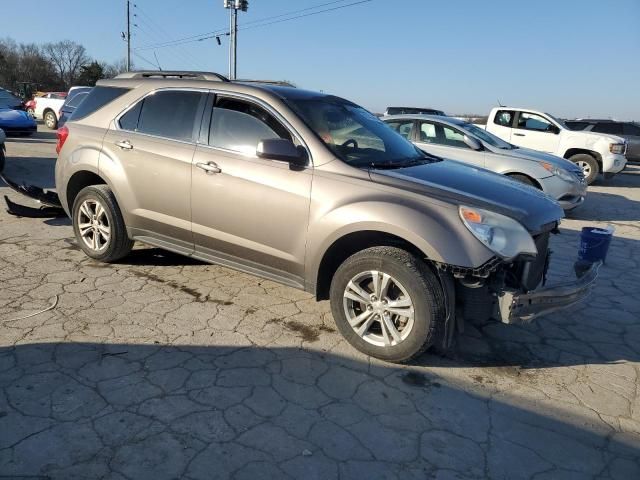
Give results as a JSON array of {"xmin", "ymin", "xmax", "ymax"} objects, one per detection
[{"xmin": 56, "ymin": 126, "xmax": 69, "ymax": 154}]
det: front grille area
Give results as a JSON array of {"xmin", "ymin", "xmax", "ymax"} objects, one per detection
[{"xmin": 509, "ymin": 232, "xmax": 551, "ymax": 291}]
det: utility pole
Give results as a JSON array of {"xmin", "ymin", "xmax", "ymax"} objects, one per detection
[
  {"xmin": 126, "ymin": 0, "xmax": 131, "ymax": 71},
  {"xmin": 223, "ymin": 0, "xmax": 248, "ymax": 79}
]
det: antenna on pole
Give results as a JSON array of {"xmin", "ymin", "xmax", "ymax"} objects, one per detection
[{"xmin": 223, "ymin": 0, "xmax": 248, "ymax": 80}]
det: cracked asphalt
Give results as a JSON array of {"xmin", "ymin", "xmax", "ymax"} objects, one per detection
[{"xmin": 0, "ymin": 127, "xmax": 639, "ymax": 479}]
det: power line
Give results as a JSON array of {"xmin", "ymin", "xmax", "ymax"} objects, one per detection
[{"xmin": 135, "ymin": 0, "xmax": 372, "ymax": 52}]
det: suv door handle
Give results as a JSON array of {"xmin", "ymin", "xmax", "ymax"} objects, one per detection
[
  {"xmin": 196, "ymin": 162, "xmax": 222, "ymax": 174},
  {"xmin": 116, "ymin": 140, "xmax": 133, "ymax": 150},
  {"xmin": 513, "ymin": 133, "xmax": 526, "ymax": 137}
]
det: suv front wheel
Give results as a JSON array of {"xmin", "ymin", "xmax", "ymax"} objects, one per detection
[
  {"xmin": 329, "ymin": 246, "xmax": 446, "ymax": 363},
  {"xmin": 72, "ymin": 185, "xmax": 133, "ymax": 262}
]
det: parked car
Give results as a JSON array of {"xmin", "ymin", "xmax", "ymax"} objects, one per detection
[
  {"xmin": 565, "ymin": 119, "xmax": 640, "ymax": 162},
  {"xmin": 58, "ymin": 87, "xmax": 92, "ymax": 128},
  {"xmin": 55, "ymin": 70, "xmax": 599, "ymax": 363},
  {"xmin": 383, "ymin": 115, "xmax": 586, "ymax": 210},
  {"xmin": 33, "ymin": 92, "xmax": 67, "ymax": 129},
  {"xmin": 24, "ymin": 98, "xmax": 37, "ymax": 117},
  {"xmin": 0, "ymin": 88, "xmax": 26, "ymax": 110},
  {"xmin": 0, "ymin": 127, "xmax": 5, "ymax": 170},
  {"xmin": 385, "ymin": 106, "xmax": 445, "ymax": 116},
  {"xmin": 484, "ymin": 107, "xmax": 627, "ymax": 184}
]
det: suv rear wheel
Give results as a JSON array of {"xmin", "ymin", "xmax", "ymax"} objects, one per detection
[
  {"xmin": 72, "ymin": 185, "xmax": 133, "ymax": 262},
  {"xmin": 329, "ymin": 246, "xmax": 446, "ymax": 363}
]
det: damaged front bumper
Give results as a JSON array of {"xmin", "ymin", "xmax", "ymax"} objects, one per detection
[{"xmin": 497, "ymin": 261, "xmax": 600, "ymax": 325}]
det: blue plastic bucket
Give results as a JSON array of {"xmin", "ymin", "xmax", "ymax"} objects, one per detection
[{"xmin": 578, "ymin": 226, "xmax": 613, "ymax": 263}]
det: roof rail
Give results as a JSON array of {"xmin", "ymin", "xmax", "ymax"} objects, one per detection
[
  {"xmin": 234, "ymin": 79, "xmax": 296, "ymax": 87},
  {"xmin": 114, "ymin": 71, "xmax": 229, "ymax": 82}
]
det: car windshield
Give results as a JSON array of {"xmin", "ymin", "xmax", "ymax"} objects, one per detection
[
  {"xmin": 457, "ymin": 122, "xmax": 515, "ymax": 150},
  {"xmin": 0, "ymin": 89, "xmax": 22, "ymax": 109},
  {"xmin": 285, "ymin": 96, "xmax": 434, "ymax": 168}
]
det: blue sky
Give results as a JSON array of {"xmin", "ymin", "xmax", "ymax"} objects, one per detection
[{"xmin": 4, "ymin": 0, "xmax": 639, "ymax": 119}]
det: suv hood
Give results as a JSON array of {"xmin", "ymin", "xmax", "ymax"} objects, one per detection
[
  {"xmin": 369, "ymin": 159, "xmax": 564, "ymax": 234},
  {"xmin": 494, "ymin": 146, "xmax": 582, "ymax": 172}
]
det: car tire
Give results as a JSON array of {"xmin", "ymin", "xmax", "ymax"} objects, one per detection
[
  {"xmin": 72, "ymin": 185, "xmax": 133, "ymax": 263},
  {"xmin": 508, "ymin": 173, "xmax": 538, "ymax": 188},
  {"xmin": 329, "ymin": 246, "xmax": 446, "ymax": 363},
  {"xmin": 570, "ymin": 153, "xmax": 599, "ymax": 185},
  {"xmin": 44, "ymin": 110, "xmax": 57, "ymax": 130}
]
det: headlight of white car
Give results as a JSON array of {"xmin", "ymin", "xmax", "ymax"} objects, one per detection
[
  {"xmin": 539, "ymin": 162, "xmax": 576, "ymax": 183},
  {"xmin": 609, "ymin": 143, "xmax": 626, "ymax": 154},
  {"xmin": 459, "ymin": 206, "xmax": 537, "ymax": 260}
]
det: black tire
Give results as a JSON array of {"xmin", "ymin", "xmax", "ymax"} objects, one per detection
[
  {"xmin": 44, "ymin": 110, "xmax": 57, "ymax": 130},
  {"xmin": 569, "ymin": 153, "xmax": 599, "ymax": 185},
  {"xmin": 508, "ymin": 173, "xmax": 539, "ymax": 188},
  {"xmin": 72, "ymin": 185, "xmax": 133, "ymax": 262},
  {"xmin": 329, "ymin": 246, "xmax": 446, "ymax": 363}
]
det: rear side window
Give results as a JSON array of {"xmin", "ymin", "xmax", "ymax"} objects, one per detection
[
  {"xmin": 66, "ymin": 92, "xmax": 89, "ymax": 108},
  {"xmin": 136, "ymin": 90, "xmax": 205, "ymax": 141},
  {"xmin": 70, "ymin": 86, "xmax": 129, "ymax": 121},
  {"xmin": 592, "ymin": 123, "xmax": 623, "ymax": 135},
  {"xmin": 494, "ymin": 110, "xmax": 514, "ymax": 127}
]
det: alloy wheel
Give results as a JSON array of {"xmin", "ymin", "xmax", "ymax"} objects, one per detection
[
  {"xmin": 77, "ymin": 199, "xmax": 111, "ymax": 251},
  {"xmin": 576, "ymin": 160, "xmax": 592, "ymax": 177},
  {"xmin": 342, "ymin": 270, "xmax": 415, "ymax": 347}
]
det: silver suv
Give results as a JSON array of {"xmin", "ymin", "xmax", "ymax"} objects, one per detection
[{"xmin": 55, "ymin": 71, "xmax": 599, "ymax": 363}]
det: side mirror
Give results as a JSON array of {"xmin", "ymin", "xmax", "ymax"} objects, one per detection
[
  {"xmin": 257, "ymin": 138, "xmax": 306, "ymax": 166},
  {"xmin": 547, "ymin": 125, "xmax": 560, "ymax": 134},
  {"xmin": 463, "ymin": 135, "xmax": 483, "ymax": 151}
]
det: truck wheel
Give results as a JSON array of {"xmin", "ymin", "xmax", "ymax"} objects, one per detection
[
  {"xmin": 72, "ymin": 185, "xmax": 133, "ymax": 263},
  {"xmin": 44, "ymin": 110, "xmax": 58, "ymax": 129},
  {"xmin": 570, "ymin": 153, "xmax": 598, "ymax": 185},
  {"xmin": 329, "ymin": 246, "xmax": 446, "ymax": 363}
]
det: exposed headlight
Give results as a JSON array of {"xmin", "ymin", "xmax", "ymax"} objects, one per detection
[
  {"xmin": 609, "ymin": 143, "xmax": 626, "ymax": 154},
  {"xmin": 459, "ymin": 206, "xmax": 537, "ymax": 260},
  {"xmin": 540, "ymin": 162, "xmax": 576, "ymax": 183}
]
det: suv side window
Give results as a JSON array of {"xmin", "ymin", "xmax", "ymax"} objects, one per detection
[
  {"xmin": 517, "ymin": 112, "xmax": 554, "ymax": 132},
  {"xmin": 494, "ymin": 110, "xmax": 515, "ymax": 127},
  {"xmin": 623, "ymin": 123, "xmax": 640, "ymax": 136},
  {"xmin": 209, "ymin": 96, "xmax": 292, "ymax": 155},
  {"xmin": 592, "ymin": 122, "xmax": 623, "ymax": 135},
  {"xmin": 136, "ymin": 90, "xmax": 205, "ymax": 141},
  {"xmin": 386, "ymin": 120, "xmax": 414, "ymax": 140}
]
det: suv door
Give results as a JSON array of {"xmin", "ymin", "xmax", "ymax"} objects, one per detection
[
  {"xmin": 190, "ymin": 93, "xmax": 312, "ymax": 287},
  {"xmin": 511, "ymin": 111, "xmax": 561, "ymax": 153},
  {"xmin": 102, "ymin": 89, "xmax": 207, "ymax": 252},
  {"xmin": 414, "ymin": 120, "xmax": 485, "ymax": 167}
]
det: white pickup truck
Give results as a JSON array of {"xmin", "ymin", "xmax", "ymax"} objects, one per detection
[
  {"xmin": 33, "ymin": 92, "xmax": 67, "ymax": 130},
  {"xmin": 485, "ymin": 107, "xmax": 627, "ymax": 184}
]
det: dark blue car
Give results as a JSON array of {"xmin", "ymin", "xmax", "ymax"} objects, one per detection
[
  {"xmin": 58, "ymin": 87, "xmax": 92, "ymax": 128},
  {"xmin": 0, "ymin": 88, "xmax": 36, "ymax": 136}
]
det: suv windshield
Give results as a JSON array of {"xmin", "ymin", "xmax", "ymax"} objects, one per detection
[
  {"xmin": 457, "ymin": 122, "xmax": 515, "ymax": 150},
  {"xmin": 286, "ymin": 96, "xmax": 432, "ymax": 168}
]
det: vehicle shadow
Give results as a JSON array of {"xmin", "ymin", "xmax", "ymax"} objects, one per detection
[
  {"xmin": 0, "ymin": 341, "xmax": 636, "ymax": 479},
  {"xmin": 566, "ymin": 191, "xmax": 640, "ymax": 222}
]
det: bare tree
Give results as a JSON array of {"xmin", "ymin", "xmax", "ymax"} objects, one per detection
[
  {"xmin": 102, "ymin": 58, "xmax": 128, "ymax": 79},
  {"xmin": 43, "ymin": 40, "xmax": 90, "ymax": 89}
]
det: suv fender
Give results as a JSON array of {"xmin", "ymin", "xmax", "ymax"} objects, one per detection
[{"xmin": 305, "ymin": 200, "xmax": 495, "ymax": 293}]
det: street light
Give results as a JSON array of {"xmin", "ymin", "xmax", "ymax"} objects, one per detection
[{"xmin": 223, "ymin": 0, "xmax": 248, "ymax": 79}]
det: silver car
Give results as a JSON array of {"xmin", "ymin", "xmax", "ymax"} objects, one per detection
[{"xmin": 384, "ymin": 115, "xmax": 587, "ymax": 210}]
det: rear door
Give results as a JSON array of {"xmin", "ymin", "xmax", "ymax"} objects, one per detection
[
  {"xmin": 101, "ymin": 88, "xmax": 207, "ymax": 251},
  {"xmin": 510, "ymin": 111, "xmax": 561, "ymax": 153},
  {"xmin": 190, "ymin": 93, "xmax": 312, "ymax": 286},
  {"xmin": 414, "ymin": 120, "xmax": 485, "ymax": 167}
]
